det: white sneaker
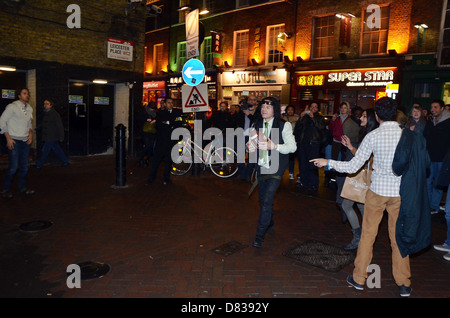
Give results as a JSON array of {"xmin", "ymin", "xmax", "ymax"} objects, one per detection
[
  {"xmin": 444, "ymin": 252, "xmax": 450, "ymax": 261},
  {"xmin": 289, "ymin": 173, "xmax": 294, "ymax": 180},
  {"xmin": 433, "ymin": 243, "xmax": 450, "ymax": 252}
]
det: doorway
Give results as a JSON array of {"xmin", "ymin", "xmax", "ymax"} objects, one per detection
[{"xmin": 68, "ymin": 81, "xmax": 114, "ymax": 156}]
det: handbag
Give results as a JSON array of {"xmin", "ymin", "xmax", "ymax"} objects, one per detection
[
  {"xmin": 143, "ymin": 121, "xmax": 156, "ymax": 134},
  {"xmin": 340, "ymin": 162, "xmax": 371, "ymax": 204}
]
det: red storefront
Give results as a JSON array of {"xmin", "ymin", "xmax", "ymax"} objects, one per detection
[{"xmin": 142, "ymin": 81, "xmax": 166, "ymax": 108}]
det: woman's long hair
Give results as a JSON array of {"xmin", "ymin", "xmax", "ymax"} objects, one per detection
[{"xmin": 359, "ymin": 109, "xmax": 379, "ymax": 141}]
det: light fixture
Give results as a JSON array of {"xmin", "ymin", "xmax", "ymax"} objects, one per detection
[
  {"xmin": 296, "ymin": 56, "xmax": 303, "ymax": 62},
  {"xmin": 93, "ymin": 79, "xmax": 108, "ymax": 84},
  {"xmin": 224, "ymin": 61, "xmax": 231, "ymax": 68},
  {"xmin": 199, "ymin": 8, "xmax": 209, "ymax": 15},
  {"xmin": 414, "ymin": 22, "xmax": 428, "ymax": 29},
  {"xmin": 278, "ymin": 32, "xmax": 292, "ymax": 39},
  {"xmin": 177, "ymin": 6, "xmax": 191, "ymax": 11},
  {"xmin": 0, "ymin": 65, "xmax": 16, "ymax": 71},
  {"xmin": 388, "ymin": 49, "xmax": 397, "ymax": 57},
  {"xmin": 251, "ymin": 58, "xmax": 258, "ymax": 66},
  {"xmin": 336, "ymin": 13, "xmax": 355, "ymax": 19}
]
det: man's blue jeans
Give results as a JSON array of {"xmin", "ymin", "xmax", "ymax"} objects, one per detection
[
  {"xmin": 427, "ymin": 161, "xmax": 443, "ymax": 211},
  {"xmin": 2, "ymin": 140, "xmax": 30, "ymax": 191},
  {"xmin": 36, "ymin": 141, "xmax": 69, "ymax": 168},
  {"xmin": 445, "ymin": 182, "xmax": 450, "ymax": 246},
  {"xmin": 256, "ymin": 177, "xmax": 282, "ymax": 240}
]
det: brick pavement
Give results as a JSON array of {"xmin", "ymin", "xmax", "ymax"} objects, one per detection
[{"xmin": 0, "ymin": 155, "xmax": 449, "ymax": 302}]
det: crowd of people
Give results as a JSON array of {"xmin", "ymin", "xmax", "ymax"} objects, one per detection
[{"xmin": 1, "ymin": 88, "xmax": 449, "ymax": 297}]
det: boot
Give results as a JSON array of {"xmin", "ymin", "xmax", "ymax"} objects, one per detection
[{"xmin": 344, "ymin": 227, "xmax": 361, "ymax": 251}]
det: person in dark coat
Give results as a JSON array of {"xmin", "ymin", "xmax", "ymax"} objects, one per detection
[
  {"xmin": 392, "ymin": 128, "xmax": 431, "ymax": 258},
  {"xmin": 36, "ymin": 99, "xmax": 69, "ymax": 169},
  {"xmin": 146, "ymin": 98, "xmax": 182, "ymax": 185},
  {"xmin": 433, "ymin": 148, "xmax": 450, "ymax": 261}
]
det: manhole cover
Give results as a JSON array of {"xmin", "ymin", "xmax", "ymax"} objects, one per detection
[
  {"xmin": 212, "ymin": 240, "xmax": 248, "ymax": 256},
  {"xmin": 19, "ymin": 221, "xmax": 53, "ymax": 232},
  {"xmin": 283, "ymin": 240, "xmax": 355, "ymax": 272},
  {"xmin": 77, "ymin": 261, "xmax": 111, "ymax": 281}
]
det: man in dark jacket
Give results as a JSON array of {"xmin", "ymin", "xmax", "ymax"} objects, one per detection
[
  {"xmin": 36, "ymin": 99, "xmax": 69, "ymax": 169},
  {"xmin": 293, "ymin": 101, "xmax": 325, "ymax": 194},
  {"xmin": 423, "ymin": 99, "xmax": 450, "ymax": 214},
  {"xmin": 147, "ymin": 98, "xmax": 182, "ymax": 185},
  {"xmin": 392, "ymin": 128, "xmax": 431, "ymax": 258}
]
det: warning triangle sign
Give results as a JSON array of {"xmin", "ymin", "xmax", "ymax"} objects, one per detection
[{"xmin": 184, "ymin": 86, "xmax": 208, "ymax": 108}]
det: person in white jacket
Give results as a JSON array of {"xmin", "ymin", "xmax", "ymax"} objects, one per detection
[{"xmin": 0, "ymin": 88, "xmax": 35, "ymax": 198}]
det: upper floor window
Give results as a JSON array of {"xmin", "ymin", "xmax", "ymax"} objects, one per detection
[
  {"xmin": 236, "ymin": 0, "xmax": 250, "ymax": 8},
  {"xmin": 312, "ymin": 15, "xmax": 336, "ymax": 59},
  {"xmin": 178, "ymin": 0, "xmax": 190, "ymax": 23},
  {"xmin": 439, "ymin": 0, "xmax": 450, "ymax": 66},
  {"xmin": 153, "ymin": 43, "xmax": 164, "ymax": 74},
  {"xmin": 201, "ymin": 36, "xmax": 213, "ymax": 68},
  {"xmin": 361, "ymin": 5, "xmax": 389, "ymax": 55},
  {"xmin": 234, "ymin": 30, "xmax": 249, "ymax": 67},
  {"xmin": 267, "ymin": 24, "xmax": 285, "ymax": 64},
  {"xmin": 176, "ymin": 42, "xmax": 187, "ymax": 72}
]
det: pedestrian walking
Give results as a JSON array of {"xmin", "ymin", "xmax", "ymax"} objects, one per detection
[
  {"xmin": 35, "ymin": 99, "xmax": 69, "ymax": 169},
  {"xmin": 0, "ymin": 88, "xmax": 35, "ymax": 198}
]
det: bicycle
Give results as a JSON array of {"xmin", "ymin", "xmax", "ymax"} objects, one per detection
[{"xmin": 171, "ymin": 136, "xmax": 239, "ymax": 178}]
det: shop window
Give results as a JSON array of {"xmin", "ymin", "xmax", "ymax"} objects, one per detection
[
  {"xmin": 176, "ymin": 42, "xmax": 187, "ymax": 72},
  {"xmin": 312, "ymin": 15, "xmax": 336, "ymax": 59},
  {"xmin": 444, "ymin": 82, "xmax": 450, "ymax": 104},
  {"xmin": 153, "ymin": 43, "xmax": 164, "ymax": 74},
  {"xmin": 414, "ymin": 82, "xmax": 442, "ymax": 99},
  {"xmin": 267, "ymin": 24, "xmax": 285, "ymax": 64},
  {"xmin": 361, "ymin": 5, "xmax": 389, "ymax": 55},
  {"xmin": 233, "ymin": 30, "xmax": 249, "ymax": 67}
]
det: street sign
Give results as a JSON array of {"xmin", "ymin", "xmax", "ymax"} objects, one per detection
[
  {"xmin": 182, "ymin": 59, "xmax": 205, "ymax": 86},
  {"xmin": 186, "ymin": 9, "xmax": 199, "ymax": 59},
  {"xmin": 182, "ymin": 83, "xmax": 209, "ymax": 113}
]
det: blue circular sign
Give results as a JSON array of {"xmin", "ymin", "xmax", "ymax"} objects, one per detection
[{"xmin": 182, "ymin": 59, "xmax": 205, "ymax": 86}]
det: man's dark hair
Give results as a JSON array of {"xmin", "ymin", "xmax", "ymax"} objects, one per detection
[
  {"xmin": 16, "ymin": 87, "xmax": 29, "ymax": 99},
  {"xmin": 431, "ymin": 99, "xmax": 445, "ymax": 108},
  {"xmin": 374, "ymin": 97, "xmax": 397, "ymax": 121},
  {"xmin": 44, "ymin": 99, "xmax": 54, "ymax": 106}
]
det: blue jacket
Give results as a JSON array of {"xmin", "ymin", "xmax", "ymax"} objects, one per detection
[{"xmin": 392, "ymin": 128, "xmax": 431, "ymax": 257}]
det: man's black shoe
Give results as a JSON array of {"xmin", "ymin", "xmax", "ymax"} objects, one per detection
[
  {"xmin": 19, "ymin": 188, "xmax": 35, "ymax": 195},
  {"xmin": 252, "ymin": 238, "xmax": 263, "ymax": 248},
  {"xmin": 1, "ymin": 191, "xmax": 12, "ymax": 199},
  {"xmin": 346, "ymin": 275, "xmax": 364, "ymax": 290}
]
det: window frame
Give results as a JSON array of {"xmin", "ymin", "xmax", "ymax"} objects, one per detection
[
  {"xmin": 266, "ymin": 23, "xmax": 285, "ymax": 65},
  {"xmin": 311, "ymin": 14, "xmax": 336, "ymax": 60},
  {"xmin": 153, "ymin": 43, "xmax": 164, "ymax": 74},
  {"xmin": 360, "ymin": 4, "xmax": 390, "ymax": 56},
  {"xmin": 233, "ymin": 29, "xmax": 250, "ymax": 67}
]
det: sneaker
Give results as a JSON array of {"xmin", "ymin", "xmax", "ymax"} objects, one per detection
[
  {"xmin": 431, "ymin": 209, "xmax": 439, "ymax": 215},
  {"xmin": 440, "ymin": 205, "xmax": 445, "ymax": 211},
  {"xmin": 444, "ymin": 252, "xmax": 450, "ymax": 261},
  {"xmin": 346, "ymin": 275, "xmax": 364, "ymax": 290},
  {"xmin": 252, "ymin": 238, "xmax": 263, "ymax": 248},
  {"xmin": 289, "ymin": 173, "xmax": 294, "ymax": 180},
  {"xmin": 399, "ymin": 285, "xmax": 412, "ymax": 297},
  {"xmin": 433, "ymin": 243, "xmax": 450, "ymax": 252}
]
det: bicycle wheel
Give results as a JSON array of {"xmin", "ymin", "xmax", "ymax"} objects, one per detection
[
  {"xmin": 171, "ymin": 144, "xmax": 192, "ymax": 176},
  {"xmin": 209, "ymin": 147, "xmax": 238, "ymax": 178}
]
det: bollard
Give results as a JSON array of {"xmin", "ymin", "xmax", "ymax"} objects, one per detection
[{"xmin": 115, "ymin": 124, "xmax": 127, "ymax": 187}]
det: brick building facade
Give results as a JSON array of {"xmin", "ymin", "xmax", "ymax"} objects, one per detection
[{"xmin": 0, "ymin": 0, "xmax": 146, "ymax": 157}]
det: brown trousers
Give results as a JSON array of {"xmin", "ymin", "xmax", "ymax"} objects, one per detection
[{"xmin": 353, "ymin": 190, "xmax": 411, "ymax": 287}]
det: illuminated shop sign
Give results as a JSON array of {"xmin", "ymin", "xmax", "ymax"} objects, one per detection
[
  {"xmin": 296, "ymin": 67, "xmax": 397, "ymax": 89},
  {"xmin": 143, "ymin": 81, "xmax": 165, "ymax": 90}
]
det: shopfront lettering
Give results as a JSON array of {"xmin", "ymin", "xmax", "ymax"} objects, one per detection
[
  {"xmin": 328, "ymin": 72, "xmax": 362, "ymax": 83},
  {"xmin": 234, "ymin": 72, "xmax": 261, "ymax": 85}
]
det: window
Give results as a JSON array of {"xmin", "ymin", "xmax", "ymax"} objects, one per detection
[
  {"xmin": 313, "ymin": 15, "xmax": 336, "ymax": 58},
  {"xmin": 361, "ymin": 5, "xmax": 389, "ymax": 55},
  {"xmin": 439, "ymin": 0, "xmax": 450, "ymax": 66},
  {"xmin": 201, "ymin": 36, "xmax": 213, "ymax": 68},
  {"xmin": 233, "ymin": 30, "xmax": 249, "ymax": 67},
  {"xmin": 236, "ymin": 0, "xmax": 249, "ymax": 8},
  {"xmin": 153, "ymin": 44, "xmax": 164, "ymax": 74},
  {"xmin": 178, "ymin": 0, "xmax": 190, "ymax": 23},
  {"xmin": 267, "ymin": 24, "xmax": 285, "ymax": 64},
  {"xmin": 177, "ymin": 42, "xmax": 187, "ymax": 72}
]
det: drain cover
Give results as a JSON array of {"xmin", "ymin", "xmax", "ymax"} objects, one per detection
[
  {"xmin": 77, "ymin": 261, "xmax": 111, "ymax": 281},
  {"xmin": 19, "ymin": 221, "xmax": 53, "ymax": 232},
  {"xmin": 283, "ymin": 240, "xmax": 355, "ymax": 272},
  {"xmin": 212, "ymin": 240, "xmax": 248, "ymax": 256}
]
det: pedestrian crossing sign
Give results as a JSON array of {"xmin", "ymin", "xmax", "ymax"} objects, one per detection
[{"xmin": 182, "ymin": 83, "xmax": 209, "ymax": 113}]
